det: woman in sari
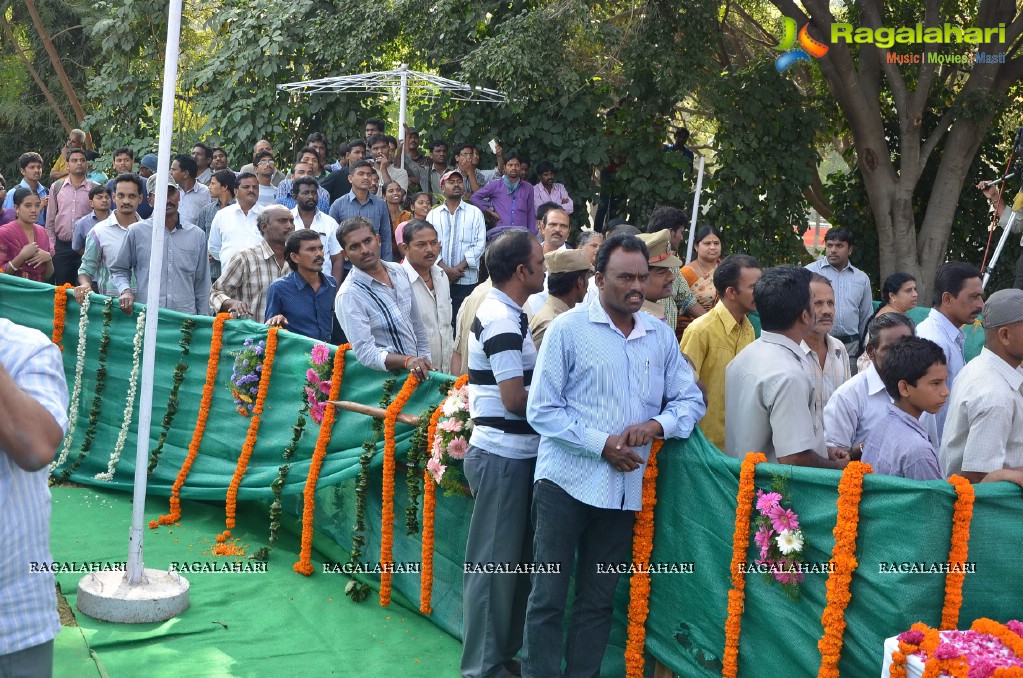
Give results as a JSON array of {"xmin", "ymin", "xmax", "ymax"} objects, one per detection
[
  {"xmin": 681, "ymin": 226, "xmax": 722, "ymax": 311},
  {"xmin": 382, "ymin": 180, "xmax": 411, "ymax": 258},
  {"xmin": 0, "ymin": 187, "xmax": 54, "ymax": 281}
]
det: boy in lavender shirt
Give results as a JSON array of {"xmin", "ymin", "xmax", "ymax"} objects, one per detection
[{"xmin": 861, "ymin": 336, "xmax": 948, "ymax": 480}]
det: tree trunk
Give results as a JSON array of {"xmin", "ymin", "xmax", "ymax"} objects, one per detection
[
  {"xmin": 0, "ymin": 14, "xmax": 72, "ymax": 133},
  {"xmin": 771, "ymin": 0, "xmax": 1022, "ymax": 299},
  {"xmin": 22, "ymin": 0, "xmax": 85, "ymax": 124}
]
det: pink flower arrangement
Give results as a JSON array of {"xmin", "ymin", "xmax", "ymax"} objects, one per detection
[
  {"xmin": 752, "ymin": 483, "xmax": 808, "ymax": 597},
  {"xmin": 900, "ymin": 623, "xmax": 1023, "ymax": 675},
  {"xmin": 427, "ymin": 457, "xmax": 446, "ymax": 484},
  {"xmin": 304, "ymin": 344, "xmax": 334, "ymax": 424},
  {"xmin": 429, "ymin": 384, "xmax": 473, "ymax": 494},
  {"xmin": 311, "ymin": 344, "xmax": 330, "ymax": 365}
]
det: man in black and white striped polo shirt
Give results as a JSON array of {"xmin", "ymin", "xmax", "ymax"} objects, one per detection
[{"xmin": 462, "ymin": 229, "xmax": 546, "ymax": 678}]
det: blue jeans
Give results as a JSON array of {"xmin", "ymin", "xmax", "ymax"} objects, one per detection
[{"xmin": 522, "ymin": 479, "xmax": 635, "ymax": 678}]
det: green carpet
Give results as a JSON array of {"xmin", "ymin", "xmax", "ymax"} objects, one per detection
[
  {"xmin": 50, "ymin": 486, "xmax": 462, "ymax": 678},
  {"xmin": 53, "ymin": 625, "xmax": 105, "ymax": 677}
]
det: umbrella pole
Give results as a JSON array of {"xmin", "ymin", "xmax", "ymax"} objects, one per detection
[
  {"xmin": 685, "ymin": 155, "xmax": 706, "ymax": 264},
  {"xmin": 398, "ymin": 64, "xmax": 408, "ymax": 170}
]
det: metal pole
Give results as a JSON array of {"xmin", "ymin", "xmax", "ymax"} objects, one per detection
[
  {"xmin": 983, "ymin": 211, "xmax": 1018, "ymax": 290},
  {"xmin": 397, "ymin": 64, "xmax": 408, "ymax": 171},
  {"xmin": 126, "ymin": 0, "xmax": 182, "ymax": 585},
  {"xmin": 685, "ymin": 155, "xmax": 706, "ymax": 264}
]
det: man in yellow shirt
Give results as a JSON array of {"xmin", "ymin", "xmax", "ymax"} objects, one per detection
[{"xmin": 679, "ymin": 254, "xmax": 761, "ymax": 449}]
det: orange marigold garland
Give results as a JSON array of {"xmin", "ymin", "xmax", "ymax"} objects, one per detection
[
  {"xmin": 817, "ymin": 460, "xmax": 872, "ymax": 678},
  {"xmin": 919, "ymin": 622, "xmax": 968, "ymax": 678},
  {"xmin": 415, "ymin": 374, "xmax": 468, "ymax": 617},
  {"xmin": 722, "ymin": 451, "xmax": 766, "ymax": 678},
  {"xmin": 379, "ymin": 371, "xmax": 421, "ymax": 607},
  {"xmin": 51, "ymin": 283, "xmax": 74, "ymax": 349},
  {"xmin": 624, "ymin": 438, "xmax": 664, "ymax": 678},
  {"xmin": 212, "ymin": 326, "xmax": 279, "ymax": 556},
  {"xmin": 419, "ymin": 373, "xmax": 467, "ymax": 614},
  {"xmin": 941, "ymin": 475, "xmax": 975, "ymax": 630},
  {"xmin": 293, "ymin": 343, "xmax": 350, "ymax": 575},
  {"xmin": 889, "ymin": 622, "xmax": 933, "ymax": 678},
  {"xmin": 972, "ymin": 618, "xmax": 1023, "ymax": 661},
  {"xmin": 419, "ymin": 469, "xmax": 436, "ymax": 615},
  {"xmin": 152, "ymin": 313, "xmax": 230, "ymax": 528}
]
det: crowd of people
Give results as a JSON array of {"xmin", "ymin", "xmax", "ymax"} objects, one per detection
[{"xmin": 4, "ymin": 118, "xmax": 1023, "ymax": 678}]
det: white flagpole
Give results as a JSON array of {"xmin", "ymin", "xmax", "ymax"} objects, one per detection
[
  {"xmin": 77, "ymin": 0, "xmax": 190, "ymax": 623},
  {"xmin": 685, "ymin": 155, "xmax": 706, "ymax": 264},
  {"xmin": 125, "ymin": 0, "xmax": 183, "ymax": 586}
]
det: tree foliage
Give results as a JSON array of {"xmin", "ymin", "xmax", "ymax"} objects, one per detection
[
  {"xmin": 0, "ymin": 0, "xmax": 92, "ymax": 179},
  {"xmin": 767, "ymin": 0, "xmax": 1023, "ymax": 296},
  {"xmin": 703, "ymin": 61, "xmax": 822, "ymax": 265}
]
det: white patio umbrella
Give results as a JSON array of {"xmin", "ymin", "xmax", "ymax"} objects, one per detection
[{"xmin": 277, "ymin": 64, "xmax": 507, "ymax": 168}]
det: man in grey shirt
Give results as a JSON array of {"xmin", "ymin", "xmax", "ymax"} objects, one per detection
[{"xmin": 110, "ymin": 175, "xmax": 211, "ymax": 316}]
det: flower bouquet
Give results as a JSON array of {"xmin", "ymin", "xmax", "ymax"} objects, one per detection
[
  {"xmin": 228, "ymin": 338, "xmax": 265, "ymax": 417},
  {"xmin": 753, "ymin": 482, "xmax": 807, "ymax": 598},
  {"xmin": 883, "ymin": 619, "xmax": 1023, "ymax": 678},
  {"xmin": 304, "ymin": 344, "xmax": 332, "ymax": 423},
  {"xmin": 427, "ymin": 381, "xmax": 472, "ymax": 495}
]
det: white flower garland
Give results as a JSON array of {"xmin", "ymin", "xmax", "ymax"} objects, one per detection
[
  {"xmin": 51, "ymin": 294, "xmax": 91, "ymax": 473},
  {"xmin": 95, "ymin": 309, "xmax": 146, "ymax": 481}
]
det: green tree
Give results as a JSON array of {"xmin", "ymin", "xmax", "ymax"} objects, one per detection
[
  {"xmin": 0, "ymin": 0, "xmax": 92, "ymax": 179},
  {"xmin": 768, "ymin": 0, "xmax": 1023, "ymax": 296}
]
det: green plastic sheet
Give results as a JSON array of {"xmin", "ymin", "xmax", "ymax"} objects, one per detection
[{"xmin": 3, "ymin": 275, "xmax": 1018, "ymax": 677}]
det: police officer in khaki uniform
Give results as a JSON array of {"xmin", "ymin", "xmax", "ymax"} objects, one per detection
[
  {"xmin": 529, "ymin": 249, "xmax": 592, "ymax": 350},
  {"xmin": 637, "ymin": 229, "xmax": 684, "ymax": 322}
]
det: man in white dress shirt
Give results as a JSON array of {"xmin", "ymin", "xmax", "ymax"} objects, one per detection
[
  {"xmin": 916, "ymin": 261, "xmax": 984, "ymax": 445},
  {"xmin": 290, "ymin": 176, "xmax": 342, "ymax": 279},
  {"xmin": 208, "ymin": 172, "xmax": 263, "ymax": 272},
  {"xmin": 824, "ymin": 312, "xmax": 915, "ymax": 457},
  {"xmin": 398, "ymin": 219, "xmax": 453, "ymax": 370},
  {"xmin": 941, "ymin": 289, "xmax": 1023, "ymax": 482},
  {"xmin": 426, "ymin": 170, "xmax": 486, "ymax": 323}
]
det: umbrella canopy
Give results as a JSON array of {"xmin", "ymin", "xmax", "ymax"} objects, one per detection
[{"xmin": 277, "ymin": 64, "xmax": 507, "ymax": 168}]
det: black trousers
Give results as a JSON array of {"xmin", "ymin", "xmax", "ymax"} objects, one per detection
[{"xmin": 53, "ymin": 238, "xmax": 81, "ymax": 286}]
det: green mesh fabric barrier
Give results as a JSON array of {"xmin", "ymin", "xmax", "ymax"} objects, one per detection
[
  {"xmin": 645, "ymin": 428, "xmax": 1023, "ymax": 676},
  {"xmin": 3, "ymin": 275, "xmax": 1017, "ymax": 677}
]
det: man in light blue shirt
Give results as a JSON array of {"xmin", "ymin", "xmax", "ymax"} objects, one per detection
[
  {"xmin": 1, "ymin": 152, "xmax": 48, "ymax": 225},
  {"xmin": 805, "ymin": 228, "xmax": 873, "ymax": 372},
  {"xmin": 523, "ymin": 233, "xmax": 705, "ymax": 678},
  {"xmin": 328, "ymin": 160, "xmax": 393, "ymax": 267},
  {"xmin": 915, "ymin": 261, "xmax": 983, "ymax": 444},
  {"xmin": 0, "ymin": 318, "xmax": 68, "ymax": 675}
]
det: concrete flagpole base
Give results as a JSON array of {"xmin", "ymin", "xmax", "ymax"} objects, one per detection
[{"xmin": 76, "ymin": 569, "xmax": 190, "ymax": 623}]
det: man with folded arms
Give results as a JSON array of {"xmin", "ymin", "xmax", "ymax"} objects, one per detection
[{"xmin": 524, "ymin": 233, "xmax": 705, "ymax": 677}]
